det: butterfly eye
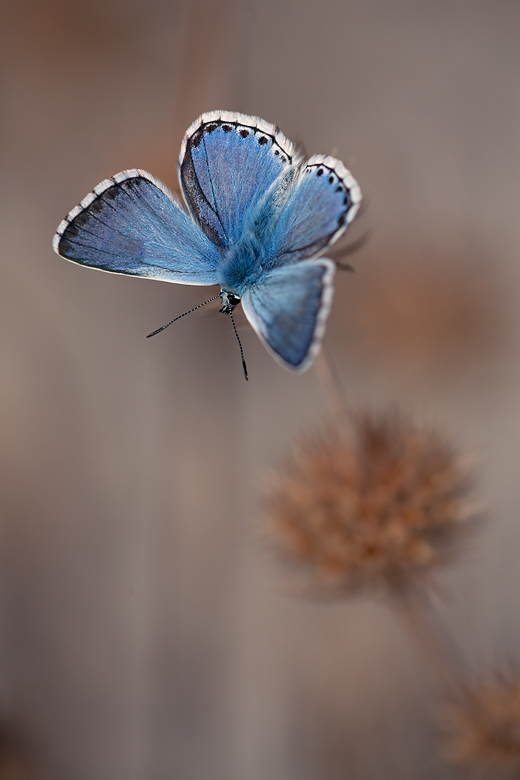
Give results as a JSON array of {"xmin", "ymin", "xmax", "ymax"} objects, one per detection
[{"xmin": 219, "ymin": 290, "xmax": 242, "ymax": 316}]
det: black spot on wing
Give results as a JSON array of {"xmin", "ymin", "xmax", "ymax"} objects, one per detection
[
  {"xmin": 103, "ymin": 185, "xmax": 119, "ymax": 200},
  {"xmin": 180, "ymin": 115, "xmax": 299, "ymax": 247},
  {"xmin": 88, "ymin": 198, "xmax": 106, "ymax": 214},
  {"xmin": 306, "ymin": 163, "xmax": 354, "ymax": 213},
  {"xmin": 186, "ymin": 117, "xmax": 295, "ymax": 163}
]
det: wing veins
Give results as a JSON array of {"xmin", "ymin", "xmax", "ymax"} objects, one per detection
[
  {"xmin": 62, "ymin": 238, "xmax": 206, "ymax": 272},
  {"xmin": 62, "ymin": 221, "xmax": 116, "ymax": 243},
  {"xmin": 278, "ymin": 234, "xmax": 333, "ymax": 257},
  {"xmin": 91, "ymin": 182, "xmax": 196, "ymax": 252},
  {"xmin": 76, "ymin": 206, "xmax": 142, "ymax": 241},
  {"xmin": 200, "ymin": 133, "xmax": 229, "ymax": 243},
  {"xmin": 60, "ymin": 239, "xmax": 137, "ymax": 258},
  {"xmin": 82, "ymin": 180, "xmax": 174, "ymax": 242},
  {"xmin": 121, "ymin": 180, "xmax": 179, "ymax": 235}
]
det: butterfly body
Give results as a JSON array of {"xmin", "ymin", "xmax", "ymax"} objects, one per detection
[
  {"xmin": 217, "ymin": 233, "xmax": 264, "ymax": 297},
  {"xmin": 54, "ymin": 111, "xmax": 361, "ymax": 372}
]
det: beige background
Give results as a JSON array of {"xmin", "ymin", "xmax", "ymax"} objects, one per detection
[{"xmin": 1, "ymin": 1, "xmax": 520, "ymax": 778}]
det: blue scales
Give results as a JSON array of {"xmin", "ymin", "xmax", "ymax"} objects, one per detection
[{"xmin": 53, "ymin": 111, "xmax": 361, "ymax": 375}]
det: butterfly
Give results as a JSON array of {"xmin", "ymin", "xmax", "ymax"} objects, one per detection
[{"xmin": 53, "ymin": 111, "xmax": 361, "ymax": 378}]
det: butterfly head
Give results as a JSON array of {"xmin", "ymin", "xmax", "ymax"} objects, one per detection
[{"xmin": 219, "ymin": 289, "xmax": 241, "ymax": 314}]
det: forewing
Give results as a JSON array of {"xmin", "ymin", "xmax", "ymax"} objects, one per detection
[
  {"xmin": 267, "ymin": 155, "xmax": 361, "ymax": 266},
  {"xmin": 178, "ymin": 111, "xmax": 302, "ymax": 247},
  {"xmin": 241, "ymin": 260, "xmax": 335, "ymax": 372},
  {"xmin": 53, "ymin": 170, "xmax": 220, "ymax": 285}
]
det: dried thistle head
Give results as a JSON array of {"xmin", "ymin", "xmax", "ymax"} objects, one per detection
[
  {"xmin": 442, "ymin": 672, "xmax": 520, "ymax": 778},
  {"xmin": 264, "ymin": 411, "xmax": 475, "ymax": 597}
]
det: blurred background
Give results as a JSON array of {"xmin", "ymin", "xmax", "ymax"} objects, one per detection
[{"xmin": 1, "ymin": 0, "xmax": 520, "ymax": 778}]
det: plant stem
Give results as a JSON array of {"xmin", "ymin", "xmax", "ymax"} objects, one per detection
[
  {"xmin": 393, "ymin": 589, "xmax": 468, "ymax": 693},
  {"xmin": 314, "ymin": 346, "xmax": 350, "ymax": 425},
  {"xmin": 314, "ymin": 347, "xmax": 468, "ymax": 693}
]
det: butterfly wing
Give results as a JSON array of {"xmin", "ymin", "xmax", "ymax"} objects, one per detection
[
  {"xmin": 241, "ymin": 259, "xmax": 335, "ymax": 372},
  {"xmin": 178, "ymin": 111, "xmax": 303, "ymax": 248},
  {"xmin": 53, "ymin": 170, "xmax": 220, "ymax": 285},
  {"xmin": 266, "ymin": 154, "xmax": 361, "ymax": 267}
]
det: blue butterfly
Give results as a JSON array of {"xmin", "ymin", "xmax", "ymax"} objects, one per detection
[{"xmin": 53, "ymin": 111, "xmax": 361, "ymax": 377}]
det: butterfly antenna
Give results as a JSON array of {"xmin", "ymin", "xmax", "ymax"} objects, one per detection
[
  {"xmin": 229, "ymin": 310, "xmax": 248, "ymax": 381},
  {"xmin": 146, "ymin": 294, "xmax": 221, "ymax": 338}
]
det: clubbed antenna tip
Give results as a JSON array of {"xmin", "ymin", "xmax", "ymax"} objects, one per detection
[{"xmin": 230, "ymin": 310, "xmax": 248, "ymax": 381}]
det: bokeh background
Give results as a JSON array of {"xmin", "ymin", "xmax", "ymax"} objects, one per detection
[{"xmin": 1, "ymin": 1, "xmax": 520, "ymax": 778}]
